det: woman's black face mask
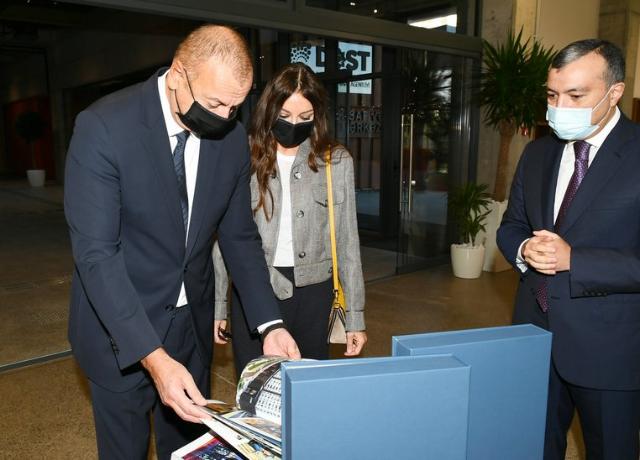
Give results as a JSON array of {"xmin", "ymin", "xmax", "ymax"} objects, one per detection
[
  {"xmin": 272, "ymin": 118, "xmax": 314, "ymax": 148},
  {"xmin": 177, "ymin": 74, "xmax": 237, "ymax": 140}
]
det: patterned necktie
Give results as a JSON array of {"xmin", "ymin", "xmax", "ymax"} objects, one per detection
[
  {"xmin": 173, "ymin": 130, "xmax": 190, "ymax": 231},
  {"xmin": 536, "ymin": 140, "xmax": 591, "ymax": 312}
]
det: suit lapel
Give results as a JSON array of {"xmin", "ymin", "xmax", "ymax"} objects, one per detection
[
  {"xmin": 557, "ymin": 117, "xmax": 635, "ymax": 235},
  {"xmin": 185, "ymin": 138, "xmax": 221, "ymax": 259},
  {"xmin": 542, "ymin": 141, "xmax": 564, "ymax": 230},
  {"xmin": 140, "ymin": 70, "xmax": 186, "ymax": 242}
]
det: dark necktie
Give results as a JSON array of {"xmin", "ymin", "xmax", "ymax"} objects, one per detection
[
  {"xmin": 535, "ymin": 140, "xmax": 591, "ymax": 312},
  {"xmin": 173, "ymin": 130, "xmax": 190, "ymax": 231}
]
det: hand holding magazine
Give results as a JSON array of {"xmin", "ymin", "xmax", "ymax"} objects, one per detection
[{"xmin": 173, "ymin": 356, "xmax": 300, "ymax": 460}]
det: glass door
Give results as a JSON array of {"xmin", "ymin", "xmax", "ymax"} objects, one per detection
[
  {"xmin": 320, "ymin": 44, "xmax": 476, "ymax": 277},
  {"xmin": 397, "ymin": 113, "xmax": 449, "ymax": 271},
  {"xmin": 395, "ymin": 50, "xmax": 474, "ymax": 273}
]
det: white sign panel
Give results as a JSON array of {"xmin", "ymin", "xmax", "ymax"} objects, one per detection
[{"xmin": 290, "ymin": 41, "xmax": 373, "ymax": 94}]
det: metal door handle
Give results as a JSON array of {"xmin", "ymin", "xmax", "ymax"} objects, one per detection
[
  {"xmin": 407, "ymin": 115, "xmax": 414, "ymax": 214},
  {"xmin": 399, "ymin": 114, "xmax": 406, "ymax": 211}
]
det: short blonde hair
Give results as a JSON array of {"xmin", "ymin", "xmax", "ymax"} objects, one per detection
[{"xmin": 174, "ymin": 25, "xmax": 253, "ymax": 83}]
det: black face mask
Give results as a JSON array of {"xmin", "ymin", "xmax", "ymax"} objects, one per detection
[
  {"xmin": 272, "ymin": 118, "xmax": 314, "ymax": 148},
  {"xmin": 177, "ymin": 75, "xmax": 237, "ymax": 140}
]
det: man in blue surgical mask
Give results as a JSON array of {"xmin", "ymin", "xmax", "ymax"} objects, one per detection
[
  {"xmin": 498, "ymin": 39, "xmax": 640, "ymax": 460},
  {"xmin": 64, "ymin": 25, "xmax": 300, "ymax": 460}
]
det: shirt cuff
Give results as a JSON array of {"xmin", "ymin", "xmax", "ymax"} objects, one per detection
[
  {"xmin": 256, "ymin": 319, "xmax": 283, "ymax": 334},
  {"xmin": 516, "ymin": 238, "xmax": 530, "ymax": 273}
]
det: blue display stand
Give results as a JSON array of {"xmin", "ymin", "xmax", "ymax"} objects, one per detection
[
  {"xmin": 393, "ymin": 324, "xmax": 552, "ymax": 460},
  {"xmin": 280, "ymin": 355, "xmax": 470, "ymax": 460}
]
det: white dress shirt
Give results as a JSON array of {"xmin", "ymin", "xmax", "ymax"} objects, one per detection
[
  {"xmin": 158, "ymin": 71, "xmax": 201, "ymax": 307},
  {"xmin": 516, "ymin": 107, "xmax": 621, "ymax": 271},
  {"xmin": 273, "ymin": 152, "xmax": 296, "ymax": 267}
]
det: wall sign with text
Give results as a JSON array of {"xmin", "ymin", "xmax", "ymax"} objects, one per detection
[
  {"xmin": 336, "ymin": 106, "xmax": 381, "ymax": 138},
  {"xmin": 290, "ymin": 41, "xmax": 373, "ymax": 95}
]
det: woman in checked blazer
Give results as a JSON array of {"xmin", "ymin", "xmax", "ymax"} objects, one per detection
[{"xmin": 213, "ymin": 63, "xmax": 367, "ymax": 375}]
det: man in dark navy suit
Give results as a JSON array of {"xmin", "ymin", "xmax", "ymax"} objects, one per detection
[
  {"xmin": 64, "ymin": 25, "xmax": 300, "ymax": 459},
  {"xmin": 498, "ymin": 39, "xmax": 640, "ymax": 460}
]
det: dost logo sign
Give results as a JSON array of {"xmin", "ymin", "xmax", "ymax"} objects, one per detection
[{"xmin": 290, "ymin": 42, "xmax": 373, "ymax": 95}]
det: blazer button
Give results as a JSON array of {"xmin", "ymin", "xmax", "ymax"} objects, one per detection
[
  {"xmin": 294, "ymin": 171, "xmax": 302, "ymax": 179},
  {"xmin": 165, "ymin": 304, "xmax": 175, "ymax": 311},
  {"xmin": 296, "ymin": 210, "xmax": 304, "ymax": 218},
  {"xmin": 298, "ymin": 251, "xmax": 306, "ymax": 258}
]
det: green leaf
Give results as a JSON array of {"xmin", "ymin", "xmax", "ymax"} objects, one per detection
[
  {"xmin": 448, "ymin": 182, "xmax": 492, "ymax": 245},
  {"xmin": 478, "ymin": 28, "xmax": 557, "ymax": 133}
]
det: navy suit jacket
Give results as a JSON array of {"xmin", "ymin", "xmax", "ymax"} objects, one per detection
[
  {"xmin": 64, "ymin": 69, "xmax": 280, "ymax": 391},
  {"xmin": 498, "ymin": 114, "xmax": 640, "ymax": 391}
]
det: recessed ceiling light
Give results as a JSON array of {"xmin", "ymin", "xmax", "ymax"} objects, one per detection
[{"xmin": 409, "ymin": 14, "xmax": 457, "ymax": 29}]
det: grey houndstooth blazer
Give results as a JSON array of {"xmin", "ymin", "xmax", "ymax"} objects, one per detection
[{"xmin": 213, "ymin": 139, "xmax": 365, "ymax": 331}]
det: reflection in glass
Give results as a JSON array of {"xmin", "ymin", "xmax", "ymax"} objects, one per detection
[{"xmin": 335, "ymin": 80, "xmax": 383, "ymax": 231}]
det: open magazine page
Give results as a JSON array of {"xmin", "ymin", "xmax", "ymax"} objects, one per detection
[
  {"xmin": 201, "ymin": 400, "xmax": 281, "ymax": 451},
  {"xmin": 236, "ymin": 356, "xmax": 288, "ymax": 425},
  {"xmin": 200, "ymin": 417, "xmax": 279, "ymax": 460},
  {"xmin": 184, "ymin": 357, "xmax": 309, "ymax": 459},
  {"xmin": 170, "ymin": 431, "xmax": 243, "ymax": 460},
  {"xmin": 223, "ymin": 410, "xmax": 280, "ymax": 444}
]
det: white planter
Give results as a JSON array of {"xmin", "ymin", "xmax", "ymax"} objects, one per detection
[
  {"xmin": 27, "ymin": 169, "xmax": 46, "ymax": 187},
  {"xmin": 451, "ymin": 243, "xmax": 486, "ymax": 279},
  {"xmin": 477, "ymin": 199, "xmax": 511, "ymax": 272}
]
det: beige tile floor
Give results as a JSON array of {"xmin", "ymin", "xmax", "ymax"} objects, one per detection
[{"xmin": 0, "ymin": 181, "xmax": 583, "ymax": 459}]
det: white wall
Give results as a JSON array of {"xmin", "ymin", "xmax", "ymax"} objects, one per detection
[
  {"xmin": 536, "ymin": 0, "xmax": 600, "ymax": 51},
  {"xmin": 476, "ymin": 0, "xmax": 515, "ymax": 192}
]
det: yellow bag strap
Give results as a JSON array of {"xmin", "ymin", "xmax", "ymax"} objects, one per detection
[{"xmin": 325, "ymin": 146, "xmax": 340, "ymax": 295}]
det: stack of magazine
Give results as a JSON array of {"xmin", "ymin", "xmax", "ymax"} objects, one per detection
[{"xmin": 172, "ymin": 356, "xmax": 291, "ymax": 460}]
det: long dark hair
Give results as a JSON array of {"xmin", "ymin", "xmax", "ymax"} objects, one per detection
[{"xmin": 250, "ymin": 63, "xmax": 332, "ymax": 220}]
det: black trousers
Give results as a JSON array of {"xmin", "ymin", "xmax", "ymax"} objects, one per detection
[
  {"xmin": 515, "ymin": 304, "xmax": 640, "ymax": 459},
  {"xmin": 230, "ymin": 266, "xmax": 333, "ymax": 377},
  {"xmin": 89, "ymin": 305, "xmax": 209, "ymax": 460},
  {"xmin": 544, "ymin": 359, "xmax": 640, "ymax": 460}
]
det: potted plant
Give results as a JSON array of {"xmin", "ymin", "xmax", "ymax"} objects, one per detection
[
  {"xmin": 479, "ymin": 29, "xmax": 556, "ymax": 202},
  {"xmin": 449, "ymin": 182, "xmax": 491, "ymax": 279},
  {"xmin": 15, "ymin": 110, "xmax": 47, "ymax": 187}
]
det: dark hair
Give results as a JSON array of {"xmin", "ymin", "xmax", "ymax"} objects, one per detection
[
  {"xmin": 551, "ymin": 39, "xmax": 625, "ymax": 86},
  {"xmin": 249, "ymin": 63, "xmax": 333, "ymax": 220}
]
